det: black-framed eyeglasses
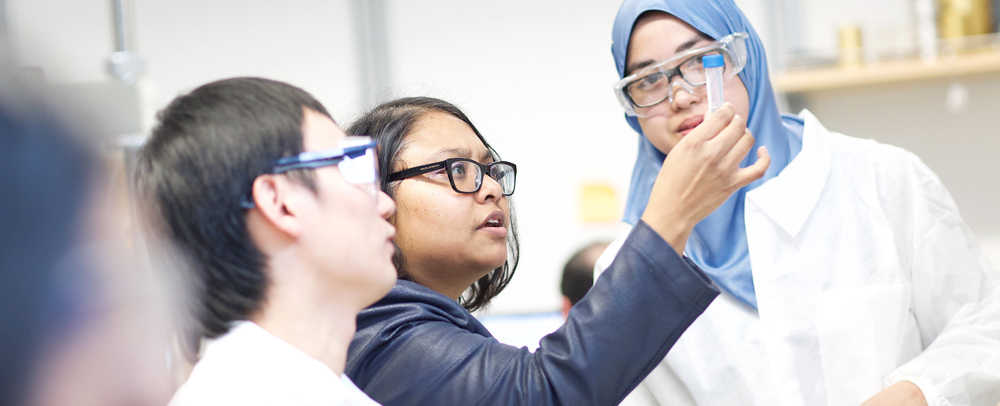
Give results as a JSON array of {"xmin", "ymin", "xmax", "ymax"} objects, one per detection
[
  {"xmin": 387, "ymin": 158, "xmax": 517, "ymax": 196},
  {"xmin": 240, "ymin": 138, "xmax": 378, "ymax": 209}
]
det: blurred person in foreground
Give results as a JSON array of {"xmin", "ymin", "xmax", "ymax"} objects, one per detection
[
  {"xmin": 0, "ymin": 75, "xmax": 174, "ymax": 406},
  {"xmin": 559, "ymin": 241, "xmax": 609, "ymax": 319},
  {"xmin": 134, "ymin": 77, "xmax": 396, "ymax": 405}
]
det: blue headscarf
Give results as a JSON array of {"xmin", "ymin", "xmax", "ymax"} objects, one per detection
[{"xmin": 612, "ymin": 0, "xmax": 803, "ymax": 309}]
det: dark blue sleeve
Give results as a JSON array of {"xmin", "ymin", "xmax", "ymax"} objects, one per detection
[{"xmin": 349, "ymin": 220, "xmax": 719, "ymax": 406}]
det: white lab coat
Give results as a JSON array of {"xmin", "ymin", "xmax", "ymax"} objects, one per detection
[{"xmin": 596, "ymin": 110, "xmax": 1000, "ymax": 406}]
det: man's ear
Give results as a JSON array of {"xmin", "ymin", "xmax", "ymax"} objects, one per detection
[{"xmin": 251, "ymin": 175, "xmax": 304, "ymax": 238}]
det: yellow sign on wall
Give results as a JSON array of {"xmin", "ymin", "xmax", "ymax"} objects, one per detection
[{"xmin": 579, "ymin": 183, "xmax": 620, "ymax": 223}]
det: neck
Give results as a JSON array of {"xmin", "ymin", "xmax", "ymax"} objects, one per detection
[
  {"xmin": 251, "ymin": 254, "xmax": 361, "ymax": 375},
  {"xmin": 406, "ymin": 262, "xmax": 491, "ymax": 302}
]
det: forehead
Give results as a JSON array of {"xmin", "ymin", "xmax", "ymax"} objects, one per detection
[
  {"xmin": 301, "ymin": 108, "xmax": 346, "ymax": 151},
  {"xmin": 399, "ymin": 111, "xmax": 491, "ymax": 163},
  {"xmin": 626, "ymin": 12, "xmax": 707, "ymax": 67}
]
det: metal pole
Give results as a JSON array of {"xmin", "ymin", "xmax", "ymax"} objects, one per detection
[
  {"xmin": 0, "ymin": 0, "xmax": 10, "ymax": 63},
  {"xmin": 0, "ymin": 0, "xmax": 8, "ymax": 42},
  {"xmin": 351, "ymin": 0, "xmax": 391, "ymax": 109},
  {"xmin": 108, "ymin": 0, "xmax": 143, "ymax": 84},
  {"xmin": 112, "ymin": 0, "xmax": 135, "ymax": 52},
  {"xmin": 107, "ymin": 0, "xmax": 145, "ymax": 196}
]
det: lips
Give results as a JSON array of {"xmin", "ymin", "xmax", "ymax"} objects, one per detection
[
  {"xmin": 677, "ymin": 116, "xmax": 704, "ymax": 136},
  {"xmin": 481, "ymin": 210, "xmax": 506, "ymax": 229},
  {"xmin": 478, "ymin": 209, "xmax": 508, "ymax": 238}
]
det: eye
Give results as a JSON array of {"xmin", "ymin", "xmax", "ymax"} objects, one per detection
[
  {"xmin": 636, "ymin": 72, "xmax": 665, "ymax": 90},
  {"xmin": 449, "ymin": 162, "xmax": 468, "ymax": 178},
  {"xmin": 489, "ymin": 166, "xmax": 507, "ymax": 179}
]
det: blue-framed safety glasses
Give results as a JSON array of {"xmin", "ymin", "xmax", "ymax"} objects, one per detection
[{"xmin": 240, "ymin": 136, "xmax": 379, "ymax": 209}]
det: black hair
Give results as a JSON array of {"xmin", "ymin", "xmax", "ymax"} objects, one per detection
[
  {"xmin": 134, "ymin": 77, "xmax": 330, "ymax": 353},
  {"xmin": 346, "ymin": 97, "xmax": 519, "ymax": 312},
  {"xmin": 560, "ymin": 242, "xmax": 610, "ymax": 306}
]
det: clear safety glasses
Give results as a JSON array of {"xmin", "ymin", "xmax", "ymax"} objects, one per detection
[
  {"xmin": 240, "ymin": 136, "xmax": 379, "ymax": 209},
  {"xmin": 613, "ymin": 32, "xmax": 749, "ymax": 117},
  {"xmin": 387, "ymin": 158, "xmax": 517, "ymax": 196}
]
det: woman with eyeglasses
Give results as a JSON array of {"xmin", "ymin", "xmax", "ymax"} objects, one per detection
[
  {"xmin": 342, "ymin": 96, "xmax": 769, "ymax": 405},
  {"xmin": 601, "ymin": 1, "xmax": 1000, "ymax": 405}
]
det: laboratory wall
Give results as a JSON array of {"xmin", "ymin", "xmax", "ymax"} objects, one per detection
[
  {"xmin": 6, "ymin": 0, "xmax": 362, "ymax": 130},
  {"xmin": 4, "ymin": 0, "xmax": 998, "ymax": 317}
]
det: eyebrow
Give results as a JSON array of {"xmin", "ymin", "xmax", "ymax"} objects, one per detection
[
  {"xmin": 427, "ymin": 147, "xmax": 472, "ymax": 161},
  {"xmin": 426, "ymin": 147, "xmax": 494, "ymax": 163},
  {"xmin": 624, "ymin": 33, "xmax": 712, "ymax": 76}
]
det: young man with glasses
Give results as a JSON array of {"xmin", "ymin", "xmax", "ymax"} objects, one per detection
[{"xmin": 135, "ymin": 77, "xmax": 395, "ymax": 405}]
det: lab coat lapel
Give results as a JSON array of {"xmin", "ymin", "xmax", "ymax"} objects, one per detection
[
  {"xmin": 744, "ymin": 109, "xmax": 831, "ymax": 239},
  {"xmin": 743, "ymin": 110, "xmax": 834, "ymax": 406}
]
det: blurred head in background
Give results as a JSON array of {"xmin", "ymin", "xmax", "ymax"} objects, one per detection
[{"xmin": 559, "ymin": 242, "xmax": 610, "ymax": 319}]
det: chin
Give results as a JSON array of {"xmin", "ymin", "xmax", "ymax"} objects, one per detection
[
  {"xmin": 642, "ymin": 135, "xmax": 673, "ymax": 155},
  {"xmin": 486, "ymin": 256, "xmax": 508, "ymax": 272},
  {"xmin": 470, "ymin": 256, "xmax": 507, "ymax": 278}
]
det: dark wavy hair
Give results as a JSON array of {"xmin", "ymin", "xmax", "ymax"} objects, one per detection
[{"xmin": 347, "ymin": 97, "xmax": 520, "ymax": 312}]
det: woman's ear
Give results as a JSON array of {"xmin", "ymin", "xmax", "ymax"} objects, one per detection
[{"xmin": 251, "ymin": 175, "xmax": 304, "ymax": 238}]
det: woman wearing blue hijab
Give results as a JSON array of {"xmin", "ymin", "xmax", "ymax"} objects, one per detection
[{"xmin": 598, "ymin": 1, "xmax": 1000, "ymax": 405}]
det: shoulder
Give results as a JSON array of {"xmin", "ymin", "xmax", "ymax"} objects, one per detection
[
  {"xmin": 346, "ymin": 281, "xmax": 521, "ymax": 396},
  {"xmin": 828, "ymin": 131, "xmax": 942, "ymax": 199},
  {"xmin": 347, "ymin": 280, "xmax": 492, "ymax": 368},
  {"xmin": 354, "ymin": 280, "xmax": 489, "ymax": 336},
  {"xmin": 169, "ymin": 362, "xmax": 276, "ymax": 406},
  {"xmin": 806, "ymin": 114, "xmax": 958, "ymax": 233},
  {"xmin": 799, "ymin": 110, "xmax": 914, "ymax": 164},
  {"xmin": 803, "ymin": 113, "xmax": 936, "ymax": 192}
]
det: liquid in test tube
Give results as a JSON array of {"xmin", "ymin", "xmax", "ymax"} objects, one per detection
[{"xmin": 703, "ymin": 54, "xmax": 725, "ymax": 113}]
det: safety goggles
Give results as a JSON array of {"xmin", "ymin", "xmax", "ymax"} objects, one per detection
[
  {"xmin": 613, "ymin": 32, "xmax": 748, "ymax": 117},
  {"xmin": 387, "ymin": 158, "xmax": 517, "ymax": 196},
  {"xmin": 240, "ymin": 136, "xmax": 379, "ymax": 209}
]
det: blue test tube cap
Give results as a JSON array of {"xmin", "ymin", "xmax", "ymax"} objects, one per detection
[{"xmin": 703, "ymin": 54, "xmax": 725, "ymax": 68}]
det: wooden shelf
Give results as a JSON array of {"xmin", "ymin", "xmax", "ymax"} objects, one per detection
[{"xmin": 772, "ymin": 49, "xmax": 1000, "ymax": 93}]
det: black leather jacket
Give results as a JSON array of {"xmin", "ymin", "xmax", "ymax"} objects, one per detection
[{"xmin": 346, "ymin": 221, "xmax": 719, "ymax": 406}]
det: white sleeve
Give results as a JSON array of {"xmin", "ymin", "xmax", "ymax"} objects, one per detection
[
  {"xmin": 593, "ymin": 226, "xmax": 633, "ymax": 281},
  {"xmin": 618, "ymin": 381, "xmax": 660, "ymax": 406},
  {"xmin": 884, "ymin": 152, "xmax": 1000, "ymax": 406}
]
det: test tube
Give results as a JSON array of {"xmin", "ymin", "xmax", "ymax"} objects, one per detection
[{"xmin": 703, "ymin": 54, "xmax": 725, "ymax": 113}]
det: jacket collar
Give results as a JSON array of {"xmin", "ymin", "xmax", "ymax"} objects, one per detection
[{"xmin": 745, "ymin": 109, "xmax": 831, "ymax": 238}]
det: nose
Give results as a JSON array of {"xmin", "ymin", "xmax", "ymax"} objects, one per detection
[
  {"xmin": 475, "ymin": 174, "xmax": 503, "ymax": 204},
  {"xmin": 669, "ymin": 81, "xmax": 700, "ymax": 112},
  {"xmin": 376, "ymin": 190, "xmax": 395, "ymax": 219}
]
